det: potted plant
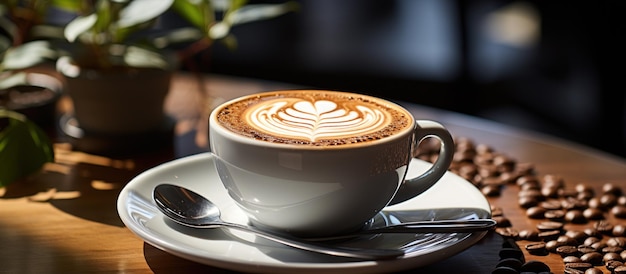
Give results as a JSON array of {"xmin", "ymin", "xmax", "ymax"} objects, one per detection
[{"xmin": 1, "ymin": 0, "xmax": 296, "ymax": 153}]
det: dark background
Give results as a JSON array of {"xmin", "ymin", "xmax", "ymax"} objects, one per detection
[{"xmin": 178, "ymin": 0, "xmax": 626, "ymax": 158}]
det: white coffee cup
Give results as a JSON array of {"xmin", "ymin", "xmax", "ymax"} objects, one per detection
[{"xmin": 209, "ymin": 90, "xmax": 454, "ymax": 237}]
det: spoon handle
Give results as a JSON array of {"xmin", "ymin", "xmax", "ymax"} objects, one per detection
[
  {"xmin": 306, "ymin": 219, "xmax": 496, "ymax": 241},
  {"xmin": 220, "ymin": 222, "xmax": 405, "ymax": 260}
]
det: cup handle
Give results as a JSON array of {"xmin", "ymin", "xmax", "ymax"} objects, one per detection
[{"xmin": 387, "ymin": 120, "xmax": 455, "ymax": 205}]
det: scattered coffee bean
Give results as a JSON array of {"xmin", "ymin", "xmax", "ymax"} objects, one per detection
[
  {"xmin": 495, "ymin": 227, "xmax": 519, "ymax": 238},
  {"xmin": 608, "ymin": 237, "xmax": 626, "ymax": 248},
  {"xmin": 544, "ymin": 209, "xmax": 566, "ymax": 221},
  {"xmin": 557, "ymin": 245, "xmax": 580, "ymax": 258},
  {"xmin": 603, "ymin": 182, "xmax": 622, "ymax": 196},
  {"xmin": 525, "ymin": 242, "xmax": 548, "ymax": 256},
  {"xmin": 564, "ymin": 262, "xmax": 592, "ymax": 270},
  {"xmin": 538, "ymin": 230, "xmax": 561, "ymax": 241},
  {"xmin": 565, "ymin": 209, "xmax": 587, "ymax": 224},
  {"xmin": 563, "ymin": 256, "xmax": 583, "ymax": 263},
  {"xmin": 603, "ymin": 246, "xmax": 624, "ymax": 254},
  {"xmin": 594, "ymin": 220, "xmax": 614, "ymax": 235},
  {"xmin": 583, "ymin": 268, "xmax": 603, "ymax": 274},
  {"xmin": 582, "ymin": 208, "xmax": 604, "ymax": 220},
  {"xmin": 612, "ymin": 205, "xmax": 626, "ymax": 218},
  {"xmin": 607, "ymin": 260, "xmax": 625, "ymax": 272},
  {"xmin": 622, "ymin": 250, "xmax": 626, "ymax": 260},
  {"xmin": 564, "ymin": 267, "xmax": 585, "ymax": 274},
  {"xmin": 565, "ymin": 230, "xmax": 588, "ymax": 244},
  {"xmin": 537, "ymin": 221, "xmax": 564, "ymax": 231},
  {"xmin": 493, "ymin": 216, "xmax": 512, "ymax": 227},
  {"xmin": 580, "ymin": 252, "xmax": 603, "ymax": 265},
  {"xmin": 518, "ymin": 229, "xmax": 540, "ymax": 241},
  {"xmin": 616, "ymin": 265, "xmax": 626, "ymax": 274},
  {"xmin": 578, "ymin": 245, "xmax": 597, "ymax": 254},
  {"xmin": 546, "ymin": 240, "xmax": 564, "ymax": 253},
  {"xmin": 604, "ymin": 252, "xmax": 622, "ymax": 263},
  {"xmin": 614, "ymin": 224, "xmax": 626, "ymax": 236},
  {"xmin": 526, "ymin": 206, "xmax": 547, "ymax": 219}
]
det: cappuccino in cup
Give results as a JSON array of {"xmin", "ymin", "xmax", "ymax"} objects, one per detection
[
  {"xmin": 209, "ymin": 90, "xmax": 454, "ymax": 237},
  {"xmin": 215, "ymin": 91, "xmax": 412, "ymax": 147}
]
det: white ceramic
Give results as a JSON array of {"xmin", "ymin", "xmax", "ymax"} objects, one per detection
[
  {"xmin": 117, "ymin": 153, "xmax": 491, "ymax": 274},
  {"xmin": 209, "ymin": 90, "xmax": 455, "ymax": 236}
]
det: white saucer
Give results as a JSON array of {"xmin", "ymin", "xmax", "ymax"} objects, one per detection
[{"xmin": 117, "ymin": 153, "xmax": 491, "ymax": 274}]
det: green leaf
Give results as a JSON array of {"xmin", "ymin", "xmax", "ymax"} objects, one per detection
[
  {"xmin": 117, "ymin": 0, "xmax": 174, "ymax": 29},
  {"xmin": 0, "ymin": 109, "xmax": 54, "ymax": 187},
  {"xmin": 1, "ymin": 40, "xmax": 56, "ymax": 71},
  {"xmin": 226, "ymin": 2, "xmax": 297, "ymax": 26},
  {"xmin": 65, "ymin": 14, "xmax": 98, "ymax": 43}
]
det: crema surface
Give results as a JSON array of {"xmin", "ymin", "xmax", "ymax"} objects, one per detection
[{"xmin": 215, "ymin": 91, "xmax": 412, "ymax": 146}]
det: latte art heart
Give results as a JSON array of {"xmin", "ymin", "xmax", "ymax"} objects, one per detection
[{"xmin": 246, "ymin": 98, "xmax": 389, "ymax": 142}]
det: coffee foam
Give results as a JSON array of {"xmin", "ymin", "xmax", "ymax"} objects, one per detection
[{"xmin": 216, "ymin": 91, "xmax": 412, "ymax": 146}]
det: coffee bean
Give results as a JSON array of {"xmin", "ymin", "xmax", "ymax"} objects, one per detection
[
  {"xmin": 600, "ymin": 193, "xmax": 618, "ymax": 208},
  {"xmin": 493, "ymin": 216, "xmax": 512, "ymax": 227},
  {"xmin": 563, "ymin": 256, "xmax": 583, "ymax": 263},
  {"xmin": 594, "ymin": 220, "xmax": 614, "ymax": 235},
  {"xmin": 541, "ymin": 186, "xmax": 560, "ymax": 198},
  {"xmin": 544, "ymin": 209, "xmax": 566, "ymax": 221},
  {"xmin": 520, "ymin": 260, "xmax": 550, "ymax": 272},
  {"xmin": 615, "ymin": 265, "xmax": 626, "ymax": 274},
  {"xmin": 608, "ymin": 237, "xmax": 626, "ymax": 248},
  {"xmin": 577, "ymin": 190, "xmax": 594, "ymax": 200},
  {"xmin": 614, "ymin": 225, "xmax": 626, "ymax": 236},
  {"xmin": 537, "ymin": 221, "xmax": 564, "ymax": 231},
  {"xmin": 612, "ymin": 205, "xmax": 626, "ymax": 218},
  {"xmin": 603, "ymin": 246, "xmax": 624, "ymax": 254},
  {"xmin": 557, "ymin": 235, "xmax": 578, "ymax": 246},
  {"xmin": 564, "ymin": 267, "xmax": 585, "ymax": 274},
  {"xmin": 583, "ymin": 268, "xmax": 603, "ymax": 274},
  {"xmin": 602, "ymin": 182, "xmax": 622, "ymax": 196},
  {"xmin": 565, "ymin": 230, "xmax": 588, "ymax": 244},
  {"xmin": 578, "ymin": 245, "xmax": 597, "ymax": 254},
  {"xmin": 538, "ymin": 230, "xmax": 562, "ymax": 241},
  {"xmin": 590, "ymin": 242, "xmax": 607, "ymax": 251},
  {"xmin": 604, "ymin": 252, "xmax": 622, "ymax": 263},
  {"xmin": 582, "ymin": 208, "xmax": 604, "ymax": 220},
  {"xmin": 525, "ymin": 242, "xmax": 548, "ymax": 256},
  {"xmin": 575, "ymin": 183, "xmax": 594, "ymax": 194},
  {"xmin": 562, "ymin": 198, "xmax": 588, "ymax": 210},
  {"xmin": 557, "ymin": 245, "xmax": 580, "ymax": 257},
  {"xmin": 546, "ymin": 240, "xmax": 565, "ymax": 253},
  {"xmin": 481, "ymin": 185, "xmax": 501, "ymax": 196},
  {"xmin": 526, "ymin": 207, "xmax": 547, "ymax": 219},
  {"xmin": 564, "ymin": 262, "xmax": 592, "ymax": 270},
  {"xmin": 588, "ymin": 197, "xmax": 601, "ymax": 209},
  {"xmin": 606, "ymin": 260, "xmax": 625, "ymax": 272},
  {"xmin": 619, "ymin": 195, "xmax": 626, "ymax": 206},
  {"xmin": 580, "ymin": 252, "xmax": 603, "ymax": 265},
  {"xmin": 583, "ymin": 237, "xmax": 602, "ymax": 247},
  {"xmin": 539, "ymin": 200, "xmax": 562, "ymax": 210},
  {"xmin": 583, "ymin": 228, "xmax": 603, "ymax": 238},
  {"xmin": 622, "ymin": 250, "xmax": 626, "ymax": 261},
  {"xmin": 518, "ymin": 229, "xmax": 540, "ymax": 241},
  {"xmin": 565, "ymin": 209, "xmax": 587, "ymax": 224},
  {"xmin": 495, "ymin": 227, "xmax": 519, "ymax": 238}
]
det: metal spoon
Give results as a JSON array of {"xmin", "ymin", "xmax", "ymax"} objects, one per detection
[
  {"xmin": 153, "ymin": 184, "xmax": 495, "ymax": 259},
  {"xmin": 154, "ymin": 184, "xmax": 405, "ymax": 260}
]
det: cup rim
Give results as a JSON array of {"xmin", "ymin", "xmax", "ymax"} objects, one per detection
[{"xmin": 209, "ymin": 90, "xmax": 415, "ymax": 150}]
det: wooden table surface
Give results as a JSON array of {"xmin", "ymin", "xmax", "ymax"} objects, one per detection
[{"xmin": 1, "ymin": 73, "xmax": 625, "ymax": 273}]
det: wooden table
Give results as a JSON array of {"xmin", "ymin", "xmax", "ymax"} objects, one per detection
[{"xmin": 1, "ymin": 73, "xmax": 625, "ymax": 273}]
